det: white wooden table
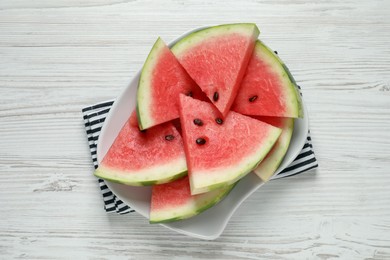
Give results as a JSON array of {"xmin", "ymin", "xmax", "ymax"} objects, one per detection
[{"xmin": 1, "ymin": 1, "xmax": 389, "ymax": 259}]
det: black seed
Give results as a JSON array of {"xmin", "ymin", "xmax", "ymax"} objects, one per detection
[
  {"xmin": 140, "ymin": 129, "xmax": 147, "ymax": 133},
  {"xmin": 193, "ymin": 118, "xmax": 203, "ymax": 126},
  {"xmin": 165, "ymin": 135, "xmax": 174, "ymax": 141},
  {"xmin": 249, "ymin": 95, "xmax": 258, "ymax": 102},
  {"xmin": 213, "ymin": 92, "xmax": 219, "ymax": 102},
  {"xmin": 186, "ymin": 91, "xmax": 193, "ymax": 97},
  {"xmin": 215, "ymin": 118, "xmax": 223, "ymax": 125},
  {"xmin": 274, "ymin": 50, "xmax": 278, "ymax": 54},
  {"xmin": 196, "ymin": 138, "xmax": 206, "ymax": 145}
]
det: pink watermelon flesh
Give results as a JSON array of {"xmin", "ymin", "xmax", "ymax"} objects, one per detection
[
  {"xmin": 137, "ymin": 37, "xmax": 204, "ymax": 130},
  {"xmin": 178, "ymin": 94, "xmax": 282, "ymax": 195},
  {"xmin": 172, "ymin": 24, "xmax": 259, "ymax": 117},
  {"xmin": 231, "ymin": 40, "xmax": 303, "ymax": 118},
  {"xmin": 94, "ymin": 111, "xmax": 188, "ymax": 186},
  {"xmin": 150, "ymin": 175, "xmax": 234, "ymax": 223},
  {"xmin": 253, "ymin": 116, "xmax": 290, "ymax": 132}
]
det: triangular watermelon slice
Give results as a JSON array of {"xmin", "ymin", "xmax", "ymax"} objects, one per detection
[
  {"xmin": 150, "ymin": 176, "xmax": 234, "ymax": 223},
  {"xmin": 231, "ymin": 40, "xmax": 303, "ymax": 118},
  {"xmin": 137, "ymin": 37, "xmax": 203, "ymax": 130},
  {"xmin": 178, "ymin": 94, "xmax": 282, "ymax": 195},
  {"xmin": 94, "ymin": 111, "xmax": 187, "ymax": 186},
  {"xmin": 172, "ymin": 23, "xmax": 260, "ymax": 117},
  {"xmin": 252, "ymin": 116, "xmax": 294, "ymax": 181}
]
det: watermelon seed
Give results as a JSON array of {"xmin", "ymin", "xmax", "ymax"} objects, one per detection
[
  {"xmin": 165, "ymin": 135, "xmax": 174, "ymax": 141},
  {"xmin": 193, "ymin": 118, "xmax": 203, "ymax": 126},
  {"xmin": 215, "ymin": 118, "xmax": 223, "ymax": 125},
  {"xmin": 249, "ymin": 95, "xmax": 258, "ymax": 102},
  {"xmin": 274, "ymin": 50, "xmax": 278, "ymax": 54},
  {"xmin": 186, "ymin": 91, "xmax": 193, "ymax": 97},
  {"xmin": 196, "ymin": 138, "xmax": 206, "ymax": 145},
  {"xmin": 213, "ymin": 92, "xmax": 219, "ymax": 102}
]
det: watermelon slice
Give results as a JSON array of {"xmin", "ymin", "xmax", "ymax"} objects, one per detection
[
  {"xmin": 137, "ymin": 37, "xmax": 203, "ymax": 130},
  {"xmin": 252, "ymin": 116, "xmax": 294, "ymax": 181},
  {"xmin": 171, "ymin": 23, "xmax": 260, "ymax": 117},
  {"xmin": 178, "ymin": 94, "xmax": 282, "ymax": 195},
  {"xmin": 94, "ymin": 112, "xmax": 187, "ymax": 186},
  {"xmin": 231, "ymin": 40, "xmax": 303, "ymax": 118},
  {"xmin": 150, "ymin": 176, "xmax": 234, "ymax": 223}
]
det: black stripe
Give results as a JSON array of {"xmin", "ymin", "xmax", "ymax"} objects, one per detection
[
  {"xmin": 114, "ymin": 199, "xmax": 124, "ymax": 208},
  {"xmin": 280, "ymin": 157, "xmax": 317, "ymax": 173},
  {"xmin": 117, "ymin": 204, "xmax": 130, "ymax": 211},
  {"xmin": 303, "ymin": 142, "xmax": 313, "ymax": 149},
  {"xmin": 118, "ymin": 207, "xmax": 134, "ymax": 214},
  {"xmin": 307, "ymin": 135, "xmax": 312, "ymax": 141},
  {"xmin": 100, "ymin": 184, "xmax": 111, "ymax": 192},
  {"xmin": 91, "ymin": 150, "xmax": 96, "ymax": 155},
  {"xmin": 105, "ymin": 198, "xmax": 115, "ymax": 205},
  {"xmin": 89, "ymin": 117, "xmax": 106, "ymax": 126},
  {"xmin": 295, "ymin": 150, "xmax": 314, "ymax": 161},
  {"xmin": 86, "ymin": 127, "xmax": 102, "ymax": 135},
  {"xmin": 82, "ymin": 107, "xmax": 93, "ymax": 113},
  {"xmin": 89, "ymin": 143, "xmax": 96, "ymax": 149},
  {"xmin": 100, "ymin": 184, "xmax": 109, "ymax": 191},
  {"xmin": 105, "ymin": 206, "xmax": 116, "ymax": 212},
  {"xmin": 278, "ymin": 164, "xmax": 318, "ymax": 178},
  {"xmin": 97, "ymin": 108, "xmax": 111, "ymax": 115},
  {"xmin": 82, "ymin": 101, "xmax": 114, "ymax": 113},
  {"xmin": 91, "ymin": 100, "xmax": 114, "ymax": 110},
  {"xmin": 83, "ymin": 114, "xmax": 91, "ymax": 121},
  {"xmin": 87, "ymin": 136, "xmax": 95, "ymax": 142},
  {"xmin": 119, "ymin": 210, "xmax": 134, "ymax": 214},
  {"xmin": 102, "ymin": 191, "xmax": 113, "ymax": 197},
  {"xmin": 91, "ymin": 127, "xmax": 102, "ymax": 134},
  {"xmin": 86, "ymin": 108, "xmax": 111, "ymax": 119}
]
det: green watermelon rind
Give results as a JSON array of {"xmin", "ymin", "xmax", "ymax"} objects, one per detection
[
  {"xmin": 149, "ymin": 183, "xmax": 235, "ymax": 224},
  {"xmin": 253, "ymin": 118, "xmax": 295, "ymax": 182},
  {"xmin": 136, "ymin": 37, "xmax": 166, "ymax": 130},
  {"xmin": 171, "ymin": 23, "xmax": 260, "ymax": 58},
  {"xmin": 190, "ymin": 126, "xmax": 282, "ymax": 195},
  {"xmin": 94, "ymin": 162, "xmax": 188, "ymax": 186},
  {"xmin": 256, "ymin": 40, "xmax": 304, "ymax": 118}
]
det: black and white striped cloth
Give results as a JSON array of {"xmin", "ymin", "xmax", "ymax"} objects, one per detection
[{"xmin": 82, "ymin": 100, "xmax": 318, "ymax": 214}]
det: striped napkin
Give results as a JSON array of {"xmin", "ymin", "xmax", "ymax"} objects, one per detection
[{"xmin": 82, "ymin": 100, "xmax": 318, "ymax": 214}]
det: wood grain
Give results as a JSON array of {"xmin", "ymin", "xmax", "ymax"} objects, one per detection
[{"xmin": 1, "ymin": 0, "xmax": 390, "ymax": 259}]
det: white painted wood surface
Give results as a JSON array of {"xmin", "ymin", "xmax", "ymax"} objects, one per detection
[{"xmin": 1, "ymin": 0, "xmax": 389, "ymax": 258}]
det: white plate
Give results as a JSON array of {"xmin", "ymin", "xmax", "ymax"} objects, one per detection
[{"xmin": 97, "ymin": 26, "xmax": 309, "ymax": 240}]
